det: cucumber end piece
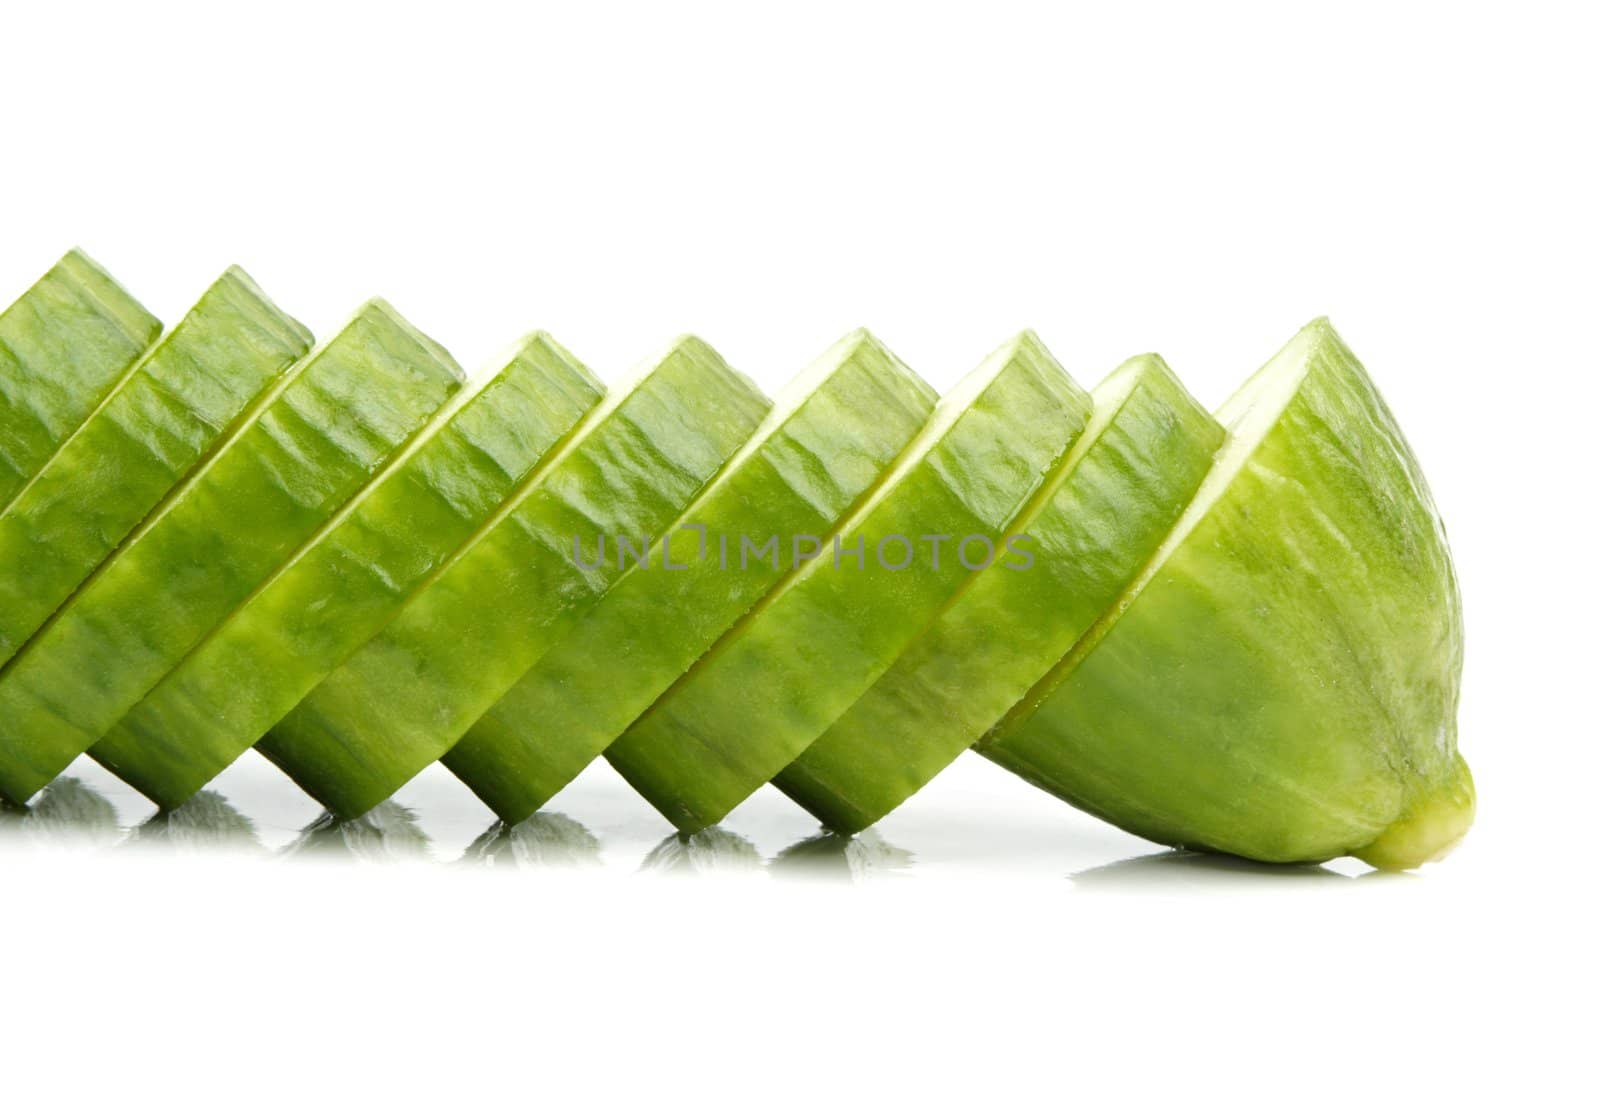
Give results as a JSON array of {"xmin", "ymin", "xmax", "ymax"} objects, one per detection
[{"xmin": 1355, "ymin": 753, "xmax": 1475, "ymax": 871}]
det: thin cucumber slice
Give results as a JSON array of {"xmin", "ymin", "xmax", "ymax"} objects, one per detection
[
  {"xmin": 0, "ymin": 301, "xmax": 464, "ymax": 805},
  {"xmin": 442, "ymin": 330, "xmax": 936, "ymax": 824},
  {"xmin": 93, "ymin": 334, "xmax": 604, "ymax": 808},
  {"xmin": 0, "ymin": 266, "xmax": 311, "ymax": 668},
  {"xmin": 0, "ymin": 250, "xmax": 161, "ymax": 507},
  {"xmin": 978, "ymin": 319, "xmax": 1472, "ymax": 868},
  {"xmin": 606, "ymin": 331, "xmax": 1092, "ymax": 832},
  {"xmin": 775, "ymin": 354, "xmax": 1225, "ymax": 832},
  {"xmin": 257, "ymin": 337, "xmax": 771, "ymax": 819}
]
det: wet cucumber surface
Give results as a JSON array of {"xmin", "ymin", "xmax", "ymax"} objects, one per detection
[
  {"xmin": 0, "ymin": 300, "xmax": 461, "ymax": 804},
  {"xmin": 0, "ymin": 258, "xmax": 1474, "ymax": 869},
  {"xmin": 0, "ymin": 251, "xmax": 161, "ymax": 508},
  {"xmin": 0, "ymin": 267, "xmax": 310, "ymax": 669}
]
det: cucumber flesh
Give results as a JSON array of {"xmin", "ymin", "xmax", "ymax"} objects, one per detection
[
  {"xmin": 978, "ymin": 319, "xmax": 1471, "ymax": 868},
  {"xmin": 442, "ymin": 329, "xmax": 936, "ymax": 823},
  {"xmin": 0, "ymin": 266, "xmax": 311, "ymax": 668},
  {"xmin": 605, "ymin": 332, "xmax": 1092, "ymax": 832},
  {"xmin": 0, "ymin": 301, "xmax": 463, "ymax": 805},
  {"xmin": 93, "ymin": 334, "xmax": 603, "ymax": 808},
  {"xmin": 775, "ymin": 354, "xmax": 1225, "ymax": 832},
  {"xmin": 0, "ymin": 250, "xmax": 161, "ymax": 507},
  {"xmin": 257, "ymin": 337, "xmax": 771, "ymax": 819}
]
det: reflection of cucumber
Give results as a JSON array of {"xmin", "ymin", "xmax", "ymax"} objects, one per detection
[
  {"xmin": 639, "ymin": 828, "xmax": 761, "ymax": 875},
  {"xmin": 979, "ymin": 320, "xmax": 1471, "ymax": 867},
  {"xmin": 776, "ymin": 355, "xmax": 1224, "ymax": 833},
  {"xmin": 128, "ymin": 791, "xmax": 261, "ymax": 853},
  {"xmin": 0, "ymin": 250, "xmax": 161, "ymax": 507},
  {"xmin": 93, "ymin": 335, "xmax": 602, "ymax": 808},
  {"xmin": 443, "ymin": 330, "xmax": 935, "ymax": 824},
  {"xmin": 606, "ymin": 332, "xmax": 1091, "ymax": 832},
  {"xmin": 463, "ymin": 814, "xmax": 602, "ymax": 869},
  {"xmin": 0, "ymin": 301, "xmax": 462, "ymax": 805},
  {"xmin": 0, "ymin": 267, "xmax": 310, "ymax": 668},
  {"xmin": 257, "ymin": 337, "xmax": 770, "ymax": 819},
  {"xmin": 283, "ymin": 802, "xmax": 430, "ymax": 862}
]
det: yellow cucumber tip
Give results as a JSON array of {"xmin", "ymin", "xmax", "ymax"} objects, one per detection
[{"xmin": 1355, "ymin": 753, "xmax": 1476, "ymax": 871}]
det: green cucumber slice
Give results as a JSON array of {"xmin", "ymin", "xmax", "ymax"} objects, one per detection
[
  {"xmin": 441, "ymin": 329, "xmax": 936, "ymax": 823},
  {"xmin": 0, "ymin": 250, "xmax": 161, "ymax": 507},
  {"xmin": 92, "ymin": 334, "xmax": 604, "ymax": 808},
  {"xmin": 0, "ymin": 266, "xmax": 311, "ymax": 669},
  {"xmin": 775, "ymin": 354, "xmax": 1226, "ymax": 832},
  {"xmin": 257, "ymin": 337, "xmax": 771, "ymax": 818},
  {"xmin": 605, "ymin": 331, "xmax": 1093, "ymax": 832},
  {"xmin": 977, "ymin": 319, "xmax": 1472, "ymax": 868},
  {"xmin": 0, "ymin": 301, "xmax": 463, "ymax": 805}
]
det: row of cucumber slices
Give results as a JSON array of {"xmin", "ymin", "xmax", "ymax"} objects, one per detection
[{"xmin": 0, "ymin": 251, "xmax": 1474, "ymax": 868}]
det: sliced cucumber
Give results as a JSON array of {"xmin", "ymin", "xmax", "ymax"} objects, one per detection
[
  {"xmin": 978, "ymin": 320, "xmax": 1471, "ymax": 868},
  {"xmin": 0, "ymin": 250, "xmax": 161, "ymax": 507},
  {"xmin": 0, "ymin": 301, "xmax": 463, "ymax": 805},
  {"xmin": 257, "ymin": 337, "xmax": 771, "ymax": 819},
  {"xmin": 775, "ymin": 354, "xmax": 1225, "ymax": 832},
  {"xmin": 93, "ymin": 334, "xmax": 603, "ymax": 808},
  {"xmin": 0, "ymin": 266, "xmax": 311, "ymax": 669},
  {"xmin": 605, "ymin": 332, "xmax": 1092, "ymax": 832},
  {"xmin": 442, "ymin": 330, "xmax": 936, "ymax": 823}
]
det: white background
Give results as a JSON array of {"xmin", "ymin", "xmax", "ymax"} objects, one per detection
[{"xmin": 2, "ymin": 2, "xmax": 1595, "ymax": 1091}]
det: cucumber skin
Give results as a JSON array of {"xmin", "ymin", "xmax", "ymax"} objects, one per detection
[
  {"xmin": 93, "ymin": 334, "xmax": 604, "ymax": 809},
  {"xmin": 258, "ymin": 337, "xmax": 772, "ymax": 819},
  {"xmin": 0, "ymin": 302, "xmax": 463, "ymax": 805},
  {"xmin": 606, "ymin": 332, "xmax": 1093, "ymax": 833},
  {"xmin": 442, "ymin": 330, "xmax": 938, "ymax": 824},
  {"xmin": 979, "ymin": 321, "xmax": 1466, "ymax": 865},
  {"xmin": 0, "ymin": 250, "xmax": 161, "ymax": 508},
  {"xmin": 775, "ymin": 355, "xmax": 1227, "ymax": 833},
  {"xmin": 0, "ymin": 267, "xmax": 310, "ymax": 669}
]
